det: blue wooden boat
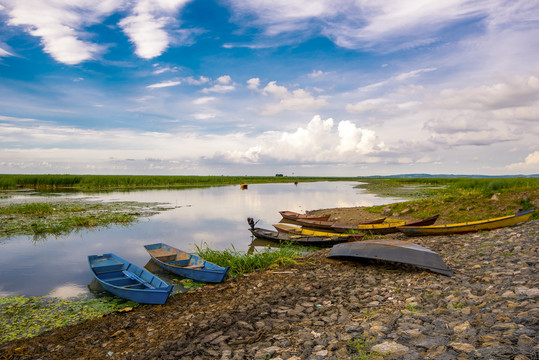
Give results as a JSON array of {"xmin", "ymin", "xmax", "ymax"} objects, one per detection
[
  {"xmin": 144, "ymin": 243, "xmax": 230, "ymax": 283},
  {"xmin": 88, "ymin": 253, "xmax": 173, "ymax": 304}
]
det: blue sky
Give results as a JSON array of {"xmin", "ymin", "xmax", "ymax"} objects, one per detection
[{"xmin": 0, "ymin": 0, "xmax": 538, "ymax": 176}]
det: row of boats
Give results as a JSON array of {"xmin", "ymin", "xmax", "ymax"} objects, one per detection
[
  {"xmin": 275, "ymin": 209, "xmax": 535, "ymax": 236},
  {"xmin": 88, "ymin": 208, "xmax": 534, "ymax": 305},
  {"xmin": 248, "ymin": 208, "xmax": 535, "ymax": 279}
]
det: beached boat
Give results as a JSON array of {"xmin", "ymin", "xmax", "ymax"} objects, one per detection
[
  {"xmin": 398, "ymin": 209, "xmax": 534, "ymax": 236},
  {"xmin": 327, "ymin": 240, "xmax": 453, "ymax": 276},
  {"xmin": 273, "ymin": 223, "xmax": 359, "ymax": 237},
  {"xmin": 249, "ymin": 227, "xmax": 364, "ymax": 247},
  {"xmin": 287, "ymin": 217, "xmax": 386, "ymax": 230},
  {"xmin": 88, "ymin": 253, "xmax": 173, "ymax": 304},
  {"xmin": 144, "ymin": 243, "xmax": 230, "ymax": 283},
  {"xmin": 279, "ymin": 211, "xmax": 330, "ymax": 221},
  {"xmin": 331, "ymin": 215, "xmax": 440, "ymax": 235}
]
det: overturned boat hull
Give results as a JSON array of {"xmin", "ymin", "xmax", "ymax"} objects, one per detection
[{"xmin": 327, "ymin": 239, "xmax": 453, "ymax": 276}]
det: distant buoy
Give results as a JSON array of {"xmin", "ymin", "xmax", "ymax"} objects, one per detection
[{"xmin": 241, "ymin": 183, "xmax": 248, "ymax": 190}]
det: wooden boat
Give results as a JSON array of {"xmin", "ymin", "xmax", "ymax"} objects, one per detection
[
  {"xmin": 88, "ymin": 253, "xmax": 173, "ymax": 304},
  {"xmin": 287, "ymin": 217, "xmax": 386, "ymax": 230},
  {"xmin": 273, "ymin": 223, "xmax": 360, "ymax": 237},
  {"xmin": 279, "ymin": 211, "xmax": 330, "ymax": 222},
  {"xmin": 398, "ymin": 209, "xmax": 534, "ymax": 236},
  {"xmin": 327, "ymin": 239, "xmax": 453, "ymax": 276},
  {"xmin": 144, "ymin": 243, "xmax": 230, "ymax": 283},
  {"xmin": 331, "ymin": 214, "xmax": 440, "ymax": 235},
  {"xmin": 249, "ymin": 227, "xmax": 364, "ymax": 247}
]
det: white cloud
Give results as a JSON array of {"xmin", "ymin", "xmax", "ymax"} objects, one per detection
[
  {"xmin": 184, "ymin": 76, "xmax": 211, "ymax": 85},
  {"xmin": 221, "ymin": 115, "xmax": 385, "ymax": 164},
  {"xmin": 227, "ymin": 0, "xmax": 539, "ymax": 53},
  {"xmin": 346, "ymin": 98, "xmax": 387, "ymax": 114},
  {"xmin": 507, "ymin": 151, "xmax": 539, "ymax": 172},
  {"xmin": 308, "ymin": 70, "xmax": 327, "ymax": 78},
  {"xmin": 119, "ymin": 0, "xmax": 192, "ymax": 59},
  {"xmin": 2, "ymin": 0, "xmax": 118, "ymax": 64},
  {"xmin": 0, "ymin": 46, "xmax": 13, "ymax": 57},
  {"xmin": 202, "ymin": 76, "xmax": 236, "ymax": 93},
  {"xmin": 146, "ymin": 80, "xmax": 181, "ymax": 88},
  {"xmin": 1, "ymin": 0, "xmax": 192, "ymax": 64},
  {"xmin": 259, "ymin": 81, "xmax": 328, "ymax": 115},
  {"xmin": 217, "ymin": 75, "xmax": 232, "ymax": 84},
  {"xmin": 193, "ymin": 97, "xmax": 216, "ymax": 105},
  {"xmin": 247, "ymin": 78, "xmax": 260, "ymax": 90}
]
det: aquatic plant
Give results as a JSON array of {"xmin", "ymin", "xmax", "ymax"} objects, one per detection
[
  {"xmin": 0, "ymin": 295, "xmax": 137, "ymax": 344},
  {"xmin": 194, "ymin": 243, "xmax": 304, "ymax": 278}
]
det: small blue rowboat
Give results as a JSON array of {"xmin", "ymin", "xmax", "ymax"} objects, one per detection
[
  {"xmin": 144, "ymin": 243, "xmax": 230, "ymax": 283},
  {"xmin": 88, "ymin": 253, "xmax": 173, "ymax": 304}
]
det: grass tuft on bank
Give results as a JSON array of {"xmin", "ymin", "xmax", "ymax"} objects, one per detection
[{"xmin": 194, "ymin": 243, "xmax": 305, "ymax": 278}]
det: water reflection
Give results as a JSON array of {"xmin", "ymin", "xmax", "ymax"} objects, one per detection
[{"xmin": 0, "ymin": 182, "xmax": 405, "ymax": 298}]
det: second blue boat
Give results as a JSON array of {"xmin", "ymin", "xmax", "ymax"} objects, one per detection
[{"xmin": 144, "ymin": 243, "xmax": 230, "ymax": 283}]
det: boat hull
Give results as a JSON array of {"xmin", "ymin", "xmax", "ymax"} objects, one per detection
[
  {"xmin": 273, "ymin": 223, "xmax": 359, "ymax": 237},
  {"xmin": 398, "ymin": 209, "xmax": 534, "ymax": 236},
  {"xmin": 328, "ymin": 240, "xmax": 453, "ymax": 276},
  {"xmin": 331, "ymin": 215, "xmax": 440, "ymax": 234},
  {"xmin": 286, "ymin": 217, "xmax": 386, "ymax": 230},
  {"xmin": 279, "ymin": 211, "xmax": 330, "ymax": 221},
  {"xmin": 88, "ymin": 253, "xmax": 173, "ymax": 304},
  {"xmin": 144, "ymin": 243, "xmax": 229, "ymax": 283},
  {"xmin": 249, "ymin": 228, "xmax": 363, "ymax": 247}
]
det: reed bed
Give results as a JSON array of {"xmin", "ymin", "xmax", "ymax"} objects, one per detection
[{"xmin": 0, "ymin": 175, "xmax": 357, "ymax": 190}]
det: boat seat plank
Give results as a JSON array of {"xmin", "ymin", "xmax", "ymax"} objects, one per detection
[{"xmin": 182, "ymin": 264, "xmax": 204, "ymax": 269}]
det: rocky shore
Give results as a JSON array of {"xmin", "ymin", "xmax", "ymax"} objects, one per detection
[{"xmin": 1, "ymin": 217, "xmax": 537, "ymax": 360}]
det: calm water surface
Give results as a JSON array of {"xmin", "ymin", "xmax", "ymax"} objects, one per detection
[{"xmin": 0, "ymin": 182, "xmax": 405, "ymax": 298}]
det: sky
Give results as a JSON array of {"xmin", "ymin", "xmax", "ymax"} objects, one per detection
[{"xmin": 0, "ymin": 0, "xmax": 538, "ymax": 176}]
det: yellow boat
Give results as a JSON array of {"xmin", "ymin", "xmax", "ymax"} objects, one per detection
[
  {"xmin": 331, "ymin": 215, "xmax": 439, "ymax": 235},
  {"xmin": 397, "ymin": 209, "xmax": 534, "ymax": 236},
  {"xmin": 273, "ymin": 223, "xmax": 360, "ymax": 237}
]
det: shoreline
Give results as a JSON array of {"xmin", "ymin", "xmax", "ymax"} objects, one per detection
[{"xmin": 2, "ymin": 212, "xmax": 537, "ymax": 359}]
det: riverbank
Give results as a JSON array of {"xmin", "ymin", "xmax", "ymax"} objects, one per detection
[{"xmin": 1, "ymin": 212, "xmax": 537, "ymax": 359}]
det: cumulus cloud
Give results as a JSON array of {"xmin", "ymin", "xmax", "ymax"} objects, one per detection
[
  {"xmin": 202, "ymin": 75, "xmax": 236, "ymax": 93},
  {"xmin": 184, "ymin": 76, "xmax": 211, "ymax": 85},
  {"xmin": 258, "ymin": 81, "xmax": 328, "ymax": 115},
  {"xmin": 507, "ymin": 151, "xmax": 539, "ymax": 172},
  {"xmin": 247, "ymin": 78, "xmax": 260, "ymax": 90},
  {"xmin": 219, "ymin": 115, "xmax": 385, "ymax": 164}
]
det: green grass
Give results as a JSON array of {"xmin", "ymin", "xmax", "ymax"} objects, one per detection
[
  {"xmin": 0, "ymin": 174, "xmax": 360, "ymax": 190},
  {"xmin": 0, "ymin": 295, "xmax": 138, "ymax": 344},
  {"xmin": 360, "ymin": 177, "xmax": 538, "ymax": 222},
  {"xmin": 347, "ymin": 337, "xmax": 384, "ymax": 359},
  {"xmin": 194, "ymin": 243, "xmax": 305, "ymax": 278}
]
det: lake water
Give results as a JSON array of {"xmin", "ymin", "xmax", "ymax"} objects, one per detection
[{"xmin": 0, "ymin": 181, "xmax": 405, "ymax": 298}]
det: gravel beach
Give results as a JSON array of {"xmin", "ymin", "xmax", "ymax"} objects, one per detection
[{"xmin": 1, "ymin": 212, "xmax": 537, "ymax": 360}]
